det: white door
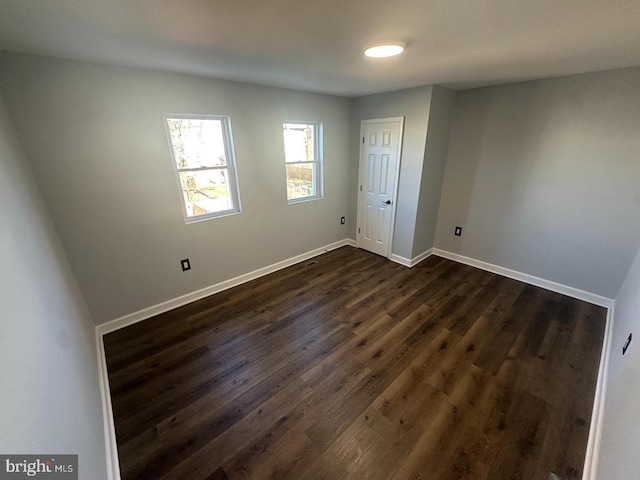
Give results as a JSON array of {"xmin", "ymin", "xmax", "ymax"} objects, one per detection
[{"xmin": 356, "ymin": 117, "xmax": 404, "ymax": 258}]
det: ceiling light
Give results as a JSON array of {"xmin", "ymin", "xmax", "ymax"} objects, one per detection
[{"xmin": 363, "ymin": 44, "xmax": 405, "ymax": 58}]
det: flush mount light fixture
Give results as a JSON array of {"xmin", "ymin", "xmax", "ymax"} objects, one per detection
[{"xmin": 363, "ymin": 44, "xmax": 405, "ymax": 58}]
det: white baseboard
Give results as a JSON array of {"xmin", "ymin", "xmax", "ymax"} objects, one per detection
[
  {"xmin": 94, "ymin": 237, "xmax": 356, "ymax": 480},
  {"xmin": 583, "ymin": 303, "xmax": 615, "ymax": 479},
  {"xmin": 431, "ymin": 248, "xmax": 614, "ymax": 478},
  {"xmin": 389, "ymin": 253, "xmax": 411, "ymax": 267},
  {"xmin": 390, "ymin": 248, "xmax": 434, "ymax": 268},
  {"xmin": 412, "ymin": 248, "xmax": 434, "ymax": 266},
  {"xmin": 94, "ymin": 241, "xmax": 612, "ymax": 480},
  {"xmin": 96, "ymin": 332, "xmax": 121, "ymax": 480},
  {"xmin": 97, "ymin": 238, "xmax": 355, "ymax": 336},
  {"xmin": 432, "ymin": 249, "xmax": 614, "ymax": 309}
]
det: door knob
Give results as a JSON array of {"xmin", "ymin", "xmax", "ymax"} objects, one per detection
[{"xmin": 383, "ymin": 200, "xmax": 392, "ymax": 205}]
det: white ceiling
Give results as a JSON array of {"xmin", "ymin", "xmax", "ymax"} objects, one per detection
[{"xmin": 0, "ymin": 0, "xmax": 639, "ymax": 97}]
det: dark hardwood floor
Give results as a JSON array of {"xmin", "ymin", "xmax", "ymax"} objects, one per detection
[{"xmin": 103, "ymin": 246, "xmax": 606, "ymax": 480}]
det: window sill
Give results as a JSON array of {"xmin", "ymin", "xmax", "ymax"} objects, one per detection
[
  {"xmin": 287, "ymin": 196, "xmax": 323, "ymax": 205},
  {"xmin": 184, "ymin": 209, "xmax": 242, "ymax": 224}
]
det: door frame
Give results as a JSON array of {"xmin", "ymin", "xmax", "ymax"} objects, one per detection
[{"xmin": 355, "ymin": 116, "xmax": 405, "ymax": 258}]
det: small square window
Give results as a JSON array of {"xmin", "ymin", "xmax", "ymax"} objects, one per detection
[
  {"xmin": 164, "ymin": 115, "xmax": 241, "ymax": 222},
  {"xmin": 283, "ymin": 122, "xmax": 323, "ymax": 202}
]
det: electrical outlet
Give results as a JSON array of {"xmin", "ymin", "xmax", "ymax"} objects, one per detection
[
  {"xmin": 340, "ymin": 216, "xmax": 346, "ymax": 225},
  {"xmin": 623, "ymin": 333, "xmax": 632, "ymax": 355},
  {"xmin": 181, "ymin": 259, "xmax": 191, "ymax": 272},
  {"xmin": 454, "ymin": 226, "xmax": 462, "ymax": 236}
]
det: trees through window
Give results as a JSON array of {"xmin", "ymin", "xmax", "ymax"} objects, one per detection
[
  {"xmin": 165, "ymin": 115, "xmax": 241, "ymax": 222},
  {"xmin": 283, "ymin": 122, "xmax": 323, "ymax": 202}
]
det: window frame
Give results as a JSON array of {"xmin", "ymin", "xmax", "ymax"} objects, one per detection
[
  {"xmin": 283, "ymin": 121, "xmax": 323, "ymax": 204},
  {"xmin": 163, "ymin": 113, "xmax": 242, "ymax": 223}
]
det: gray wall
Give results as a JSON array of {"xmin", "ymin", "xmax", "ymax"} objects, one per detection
[
  {"xmin": 412, "ymin": 86, "xmax": 456, "ymax": 258},
  {"xmin": 434, "ymin": 68, "xmax": 640, "ymax": 298},
  {"xmin": 0, "ymin": 52, "xmax": 352, "ymax": 324},
  {"xmin": 350, "ymin": 86, "xmax": 433, "ymax": 259},
  {"xmin": 597, "ymin": 245, "xmax": 640, "ymax": 479},
  {"xmin": 0, "ymin": 94, "xmax": 107, "ymax": 477}
]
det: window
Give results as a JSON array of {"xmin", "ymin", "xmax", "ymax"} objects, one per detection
[
  {"xmin": 164, "ymin": 115, "xmax": 241, "ymax": 222},
  {"xmin": 283, "ymin": 122, "xmax": 322, "ymax": 202}
]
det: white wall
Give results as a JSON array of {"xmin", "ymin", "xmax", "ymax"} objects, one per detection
[
  {"xmin": 0, "ymin": 52, "xmax": 352, "ymax": 324},
  {"xmin": 597, "ymin": 246, "xmax": 640, "ymax": 479},
  {"xmin": 0, "ymin": 94, "xmax": 107, "ymax": 477},
  {"xmin": 434, "ymin": 67, "xmax": 640, "ymax": 298},
  {"xmin": 349, "ymin": 85, "xmax": 456, "ymax": 261},
  {"xmin": 349, "ymin": 86, "xmax": 433, "ymax": 259},
  {"xmin": 412, "ymin": 85, "xmax": 456, "ymax": 258},
  {"xmin": 0, "ymin": 47, "xmax": 638, "ymax": 480}
]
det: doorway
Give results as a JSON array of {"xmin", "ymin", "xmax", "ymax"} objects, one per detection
[{"xmin": 356, "ymin": 117, "xmax": 404, "ymax": 258}]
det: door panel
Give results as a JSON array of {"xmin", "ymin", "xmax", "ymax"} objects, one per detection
[{"xmin": 357, "ymin": 118, "xmax": 403, "ymax": 257}]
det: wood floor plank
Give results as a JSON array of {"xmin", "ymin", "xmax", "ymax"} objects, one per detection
[
  {"xmin": 120, "ymin": 326, "xmax": 352, "ymax": 478},
  {"xmin": 103, "ymin": 247, "xmax": 607, "ymax": 480},
  {"xmin": 473, "ymin": 284, "xmax": 547, "ymax": 375},
  {"xmin": 390, "ymin": 364, "xmax": 493, "ymax": 480},
  {"xmin": 485, "ymin": 390, "xmax": 551, "ymax": 480},
  {"xmin": 298, "ymin": 406, "xmax": 396, "ymax": 480},
  {"xmin": 372, "ymin": 327, "xmax": 455, "ymax": 425},
  {"xmin": 159, "ymin": 380, "xmax": 314, "ymax": 479},
  {"xmin": 105, "ymin": 248, "xmax": 368, "ymax": 370}
]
